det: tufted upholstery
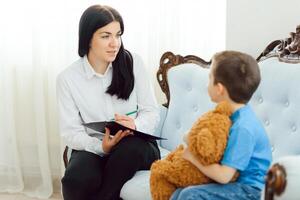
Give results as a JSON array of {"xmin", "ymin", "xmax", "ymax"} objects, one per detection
[
  {"xmin": 120, "ymin": 53, "xmax": 300, "ymax": 200},
  {"xmin": 159, "ymin": 63, "xmax": 213, "ymax": 150},
  {"xmin": 252, "ymin": 57, "xmax": 300, "ymax": 200},
  {"xmin": 250, "ymin": 57, "xmax": 300, "ymax": 161},
  {"xmin": 121, "ymin": 62, "xmax": 212, "ymax": 200}
]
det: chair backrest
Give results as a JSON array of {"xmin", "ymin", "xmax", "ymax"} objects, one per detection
[
  {"xmin": 256, "ymin": 25, "xmax": 300, "ymax": 200},
  {"xmin": 156, "ymin": 25, "xmax": 300, "ymax": 200},
  {"xmin": 157, "ymin": 52, "xmax": 213, "ymax": 151},
  {"xmin": 250, "ymin": 57, "xmax": 300, "ymax": 161},
  {"xmin": 160, "ymin": 63, "xmax": 214, "ymax": 150},
  {"xmin": 157, "ymin": 45, "xmax": 300, "ymax": 162}
]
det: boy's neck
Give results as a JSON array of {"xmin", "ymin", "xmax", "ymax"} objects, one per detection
[
  {"xmin": 217, "ymin": 90, "xmax": 246, "ymax": 113},
  {"xmin": 230, "ymin": 102, "xmax": 246, "ymax": 113},
  {"xmin": 220, "ymin": 98, "xmax": 245, "ymax": 113}
]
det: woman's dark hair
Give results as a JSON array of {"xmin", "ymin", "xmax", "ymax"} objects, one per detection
[
  {"xmin": 78, "ymin": 5, "xmax": 134, "ymax": 100},
  {"xmin": 212, "ymin": 51, "xmax": 261, "ymax": 104}
]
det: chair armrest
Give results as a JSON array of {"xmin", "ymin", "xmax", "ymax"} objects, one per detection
[
  {"xmin": 264, "ymin": 163, "xmax": 286, "ymax": 200},
  {"xmin": 265, "ymin": 155, "xmax": 300, "ymax": 200}
]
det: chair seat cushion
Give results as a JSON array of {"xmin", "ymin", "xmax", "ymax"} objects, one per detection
[{"xmin": 120, "ymin": 146, "xmax": 170, "ymax": 200}]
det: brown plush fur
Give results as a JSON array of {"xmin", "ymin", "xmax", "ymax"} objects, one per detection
[{"xmin": 150, "ymin": 101, "xmax": 233, "ymax": 200}]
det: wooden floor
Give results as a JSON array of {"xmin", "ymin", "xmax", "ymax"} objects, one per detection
[{"xmin": 0, "ymin": 193, "xmax": 62, "ymax": 200}]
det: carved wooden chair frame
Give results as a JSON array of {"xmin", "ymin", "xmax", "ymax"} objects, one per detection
[{"xmin": 156, "ymin": 52, "xmax": 210, "ymax": 108}]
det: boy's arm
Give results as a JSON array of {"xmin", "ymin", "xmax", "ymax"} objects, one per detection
[{"xmin": 182, "ymin": 148, "xmax": 236, "ymax": 184}]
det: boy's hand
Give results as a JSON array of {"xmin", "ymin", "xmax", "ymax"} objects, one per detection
[
  {"xmin": 182, "ymin": 147, "xmax": 196, "ymax": 163},
  {"xmin": 182, "ymin": 147, "xmax": 237, "ymax": 184},
  {"xmin": 183, "ymin": 132, "xmax": 189, "ymax": 144},
  {"xmin": 102, "ymin": 128, "xmax": 132, "ymax": 153},
  {"xmin": 115, "ymin": 113, "xmax": 136, "ymax": 130}
]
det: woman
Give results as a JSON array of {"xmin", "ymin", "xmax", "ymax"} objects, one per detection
[{"xmin": 56, "ymin": 5, "xmax": 160, "ymax": 200}]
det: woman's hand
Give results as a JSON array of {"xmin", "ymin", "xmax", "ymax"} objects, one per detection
[
  {"xmin": 102, "ymin": 128, "xmax": 132, "ymax": 153},
  {"xmin": 114, "ymin": 113, "xmax": 136, "ymax": 130}
]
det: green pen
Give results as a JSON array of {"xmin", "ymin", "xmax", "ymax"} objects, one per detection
[{"xmin": 110, "ymin": 110, "xmax": 138, "ymax": 121}]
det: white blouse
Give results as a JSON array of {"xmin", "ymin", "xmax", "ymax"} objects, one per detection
[{"xmin": 56, "ymin": 54, "xmax": 159, "ymax": 156}]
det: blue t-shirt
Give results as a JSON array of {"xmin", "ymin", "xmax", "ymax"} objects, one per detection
[{"xmin": 221, "ymin": 105, "xmax": 272, "ymax": 190}]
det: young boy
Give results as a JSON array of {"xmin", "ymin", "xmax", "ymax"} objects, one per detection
[{"xmin": 170, "ymin": 51, "xmax": 272, "ymax": 200}]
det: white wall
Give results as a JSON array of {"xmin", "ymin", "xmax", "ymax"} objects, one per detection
[
  {"xmin": 156, "ymin": 0, "xmax": 300, "ymax": 103},
  {"xmin": 226, "ymin": 0, "xmax": 300, "ymax": 58}
]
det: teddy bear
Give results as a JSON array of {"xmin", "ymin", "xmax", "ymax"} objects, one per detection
[{"xmin": 150, "ymin": 101, "xmax": 233, "ymax": 200}]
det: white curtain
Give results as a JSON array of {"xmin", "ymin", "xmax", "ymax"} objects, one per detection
[{"xmin": 0, "ymin": 0, "xmax": 225, "ymax": 198}]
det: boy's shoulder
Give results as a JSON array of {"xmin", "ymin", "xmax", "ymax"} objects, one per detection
[{"xmin": 231, "ymin": 105, "xmax": 265, "ymax": 135}]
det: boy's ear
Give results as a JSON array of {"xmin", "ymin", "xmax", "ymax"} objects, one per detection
[{"xmin": 216, "ymin": 82, "xmax": 226, "ymax": 95}]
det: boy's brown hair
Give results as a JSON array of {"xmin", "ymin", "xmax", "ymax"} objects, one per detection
[{"xmin": 212, "ymin": 51, "xmax": 260, "ymax": 104}]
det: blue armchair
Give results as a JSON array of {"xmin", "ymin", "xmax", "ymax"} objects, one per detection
[{"xmin": 121, "ymin": 27, "xmax": 300, "ymax": 200}]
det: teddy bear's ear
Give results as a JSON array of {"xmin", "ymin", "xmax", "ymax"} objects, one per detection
[{"xmin": 214, "ymin": 101, "xmax": 233, "ymax": 116}]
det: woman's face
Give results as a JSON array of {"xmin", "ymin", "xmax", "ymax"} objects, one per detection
[{"xmin": 89, "ymin": 21, "xmax": 122, "ymax": 64}]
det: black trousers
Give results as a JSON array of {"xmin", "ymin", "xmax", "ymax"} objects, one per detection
[{"xmin": 61, "ymin": 136, "xmax": 160, "ymax": 200}]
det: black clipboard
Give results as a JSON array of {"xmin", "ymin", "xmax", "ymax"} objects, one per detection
[{"xmin": 82, "ymin": 121, "xmax": 166, "ymax": 140}]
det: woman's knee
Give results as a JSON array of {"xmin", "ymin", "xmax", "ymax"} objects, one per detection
[
  {"xmin": 62, "ymin": 167, "xmax": 102, "ymax": 200},
  {"xmin": 113, "ymin": 137, "xmax": 147, "ymax": 157},
  {"xmin": 62, "ymin": 151, "xmax": 104, "ymax": 192},
  {"xmin": 62, "ymin": 168, "xmax": 98, "ymax": 190},
  {"xmin": 62, "ymin": 170, "xmax": 83, "ymax": 185}
]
